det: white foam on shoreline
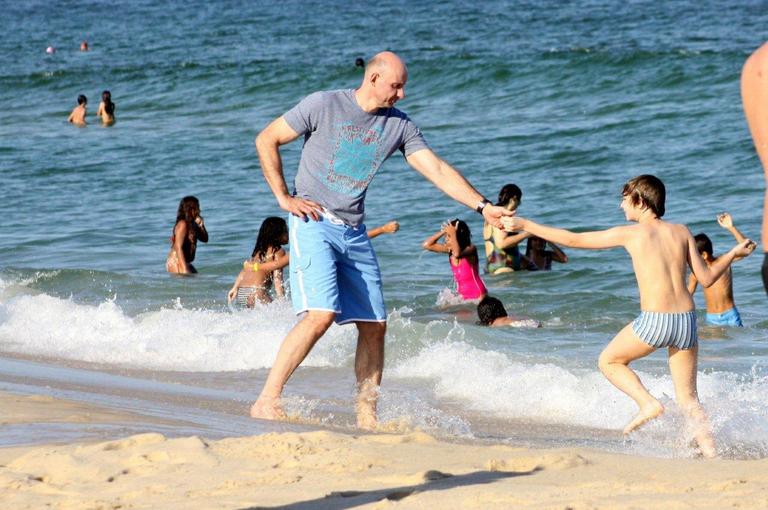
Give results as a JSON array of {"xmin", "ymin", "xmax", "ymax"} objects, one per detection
[{"xmin": 0, "ymin": 291, "xmax": 358, "ymax": 371}]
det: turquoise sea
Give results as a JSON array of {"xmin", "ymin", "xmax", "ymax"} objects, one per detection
[{"xmin": 1, "ymin": 0, "xmax": 767, "ymax": 458}]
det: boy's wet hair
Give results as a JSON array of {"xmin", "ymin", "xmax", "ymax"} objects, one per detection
[
  {"xmin": 252, "ymin": 217, "xmax": 288, "ymax": 260},
  {"xmin": 477, "ymin": 295, "xmax": 508, "ymax": 325},
  {"xmin": 450, "ymin": 219, "xmax": 472, "ymax": 251},
  {"xmin": 622, "ymin": 174, "xmax": 665, "ymax": 218},
  {"xmin": 496, "ymin": 183, "xmax": 522, "ymax": 207},
  {"xmin": 694, "ymin": 233, "xmax": 713, "ymax": 257},
  {"xmin": 77, "ymin": 94, "xmax": 87, "ymax": 105}
]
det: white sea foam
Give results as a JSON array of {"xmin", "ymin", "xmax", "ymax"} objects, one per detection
[
  {"xmin": 0, "ymin": 291, "xmax": 358, "ymax": 371},
  {"xmin": 390, "ymin": 339, "xmax": 768, "ymax": 453},
  {"xmin": 2, "ymin": 278, "xmax": 765, "ymax": 454}
]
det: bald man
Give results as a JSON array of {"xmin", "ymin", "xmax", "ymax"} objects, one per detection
[
  {"xmin": 742, "ymin": 42, "xmax": 768, "ymax": 295},
  {"xmin": 251, "ymin": 51, "xmax": 512, "ymax": 429}
]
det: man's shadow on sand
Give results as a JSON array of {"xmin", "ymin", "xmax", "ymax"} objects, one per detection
[{"xmin": 240, "ymin": 467, "xmax": 541, "ymax": 510}]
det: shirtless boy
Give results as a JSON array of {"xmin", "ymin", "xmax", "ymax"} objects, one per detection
[
  {"xmin": 502, "ymin": 175, "xmax": 755, "ymax": 456},
  {"xmin": 67, "ymin": 95, "xmax": 87, "ymax": 126},
  {"xmin": 688, "ymin": 213, "xmax": 749, "ymax": 327}
]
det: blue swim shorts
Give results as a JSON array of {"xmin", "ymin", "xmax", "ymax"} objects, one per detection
[
  {"xmin": 706, "ymin": 307, "xmax": 743, "ymax": 327},
  {"xmin": 288, "ymin": 212, "xmax": 386, "ymax": 325},
  {"xmin": 632, "ymin": 310, "xmax": 698, "ymax": 350}
]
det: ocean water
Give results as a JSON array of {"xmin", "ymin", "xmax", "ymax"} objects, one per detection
[{"xmin": 1, "ymin": 0, "xmax": 767, "ymax": 458}]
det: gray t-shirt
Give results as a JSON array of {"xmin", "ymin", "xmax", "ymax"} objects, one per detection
[{"xmin": 283, "ymin": 89, "xmax": 429, "ymax": 226}]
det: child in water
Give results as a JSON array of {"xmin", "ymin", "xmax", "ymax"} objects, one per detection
[
  {"xmin": 525, "ymin": 236, "xmax": 568, "ymax": 270},
  {"xmin": 477, "ymin": 295, "xmax": 540, "ymax": 328},
  {"xmin": 67, "ymin": 94, "xmax": 87, "ymax": 126},
  {"xmin": 96, "ymin": 90, "xmax": 115, "ymax": 126},
  {"xmin": 423, "ymin": 219, "xmax": 487, "ymax": 301},
  {"xmin": 688, "ymin": 213, "xmax": 749, "ymax": 327},
  {"xmin": 228, "ymin": 217, "xmax": 290, "ymax": 307},
  {"xmin": 502, "ymin": 175, "xmax": 755, "ymax": 457}
]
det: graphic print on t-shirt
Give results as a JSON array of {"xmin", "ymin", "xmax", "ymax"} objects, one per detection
[{"xmin": 325, "ymin": 122, "xmax": 384, "ymax": 196}]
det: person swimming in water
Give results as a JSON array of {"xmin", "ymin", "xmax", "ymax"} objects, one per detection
[
  {"xmin": 67, "ymin": 94, "xmax": 87, "ymax": 126},
  {"xmin": 525, "ymin": 235, "xmax": 568, "ymax": 270},
  {"xmin": 96, "ymin": 90, "xmax": 115, "ymax": 126},
  {"xmin": 483, "ymin": 184, "xmax": 533, "ymax": 274},
  {"xmin": 476, "ymin": 295, "xmax": 540, "ymax": 328},
  {"xmin": 688, "ymin": 213, "xmax": 750, "ymax": 327},
  {"xmin": 166, "ymin": 196, "xmax": 208, "ymax": 274}
]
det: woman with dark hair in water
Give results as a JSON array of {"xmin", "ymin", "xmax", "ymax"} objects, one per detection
[
  {"xmin": 166, "ymin": 196, "xmax": 208, "ymax": 274},
  {"xmin": 96, "ymin": 90, "xmax": 115, "ymax": 125}
]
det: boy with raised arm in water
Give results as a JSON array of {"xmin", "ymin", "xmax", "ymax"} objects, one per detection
[
  {"xmin": 502, "ymin": 175, "xmax": 755, "ymax": 457},
  {"xmin": 688, "ymin": 213, "xmax": 749, "ymax": 327}
]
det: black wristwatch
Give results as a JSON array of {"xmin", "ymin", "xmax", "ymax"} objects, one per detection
[{"xmin": 475, "ymin": 199, "xmax": 492, "ymax": 214}]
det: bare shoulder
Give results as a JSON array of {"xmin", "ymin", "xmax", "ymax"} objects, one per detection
[{"xmin": 667, "ymin": 221, "xmax": 694, "ymax": 239}]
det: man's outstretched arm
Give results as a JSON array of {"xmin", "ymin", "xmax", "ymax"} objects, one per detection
[{"xmin": 406, "ymin": 148, "xmax": 512, "ymax": 228}]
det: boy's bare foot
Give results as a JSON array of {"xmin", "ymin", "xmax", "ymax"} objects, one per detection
[
  {"xmin": 250, "ymin": 397, "xmax": 286, "ymax": 420},
  {"xmin": 623, "ymin": 400, "xmax": 664, "ymax": 434}
]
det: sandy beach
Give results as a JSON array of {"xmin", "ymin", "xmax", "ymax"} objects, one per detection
[{"xmin": 0, "ymin": 391, "xmax": 766, "ymax": 510}]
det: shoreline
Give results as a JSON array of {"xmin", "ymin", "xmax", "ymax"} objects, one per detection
[{"xmin": 1, "ymin": 390, "xmax": 767, "ymax": 509}]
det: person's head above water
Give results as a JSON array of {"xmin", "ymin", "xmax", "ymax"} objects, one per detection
[
  {"xmin": 252, "ymin": 216, "xmax": 289, "ymax": 259},
  {"xmin": 357, "ymin": 51, "xmax": 408, "ymax": 112},
  {"xmin": 101, "ymin": 90, "xmax": 115, "ymax": 115},
  {"xmin": 496, "ymin": 183, "xmax": 522, "ymax": 210},
  {"xmin": 355, "ymin": 57, "xmax": 365, "ymax": 68},
  {"xmin": 77, "ymin": 94, "xmax": 87, "ymax": 106},
  {"xmin": 176, "ymin": 196, "xmax": 200, "ymax": 224},
  {"xmin": 477, "ymin": 296, "xmax": 508, "ymax": 326},
  {"xmin": 447, "ymin": 219, "xmax": 472, "ymax": 252},
  {"xmin": 694, "ymin": 233, "xmax": 714, "ymax": 259}
]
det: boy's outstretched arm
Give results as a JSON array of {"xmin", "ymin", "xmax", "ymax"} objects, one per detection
[
  {"xmin": 502, "ymin": 217, "xmax": 628, "ymax": 250},
  {"xmin": 687, "ymin": 232, "xmax": 756, "ymax": 287}
]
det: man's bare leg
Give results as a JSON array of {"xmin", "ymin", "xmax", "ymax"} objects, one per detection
[
  {"xmin": 250, "ymin": 310, "xmax": 336, "ymax": 420},
  {"xmin": 668, "ymin": 345, "xmax": 717, "ymax": 458},
  {"xmin": 354, "ymin": 321, "xmax": 386, "ymax": 430},
  {"xmin": 598, "ymin": 323, "xmax": 663, "ymax": 434}
]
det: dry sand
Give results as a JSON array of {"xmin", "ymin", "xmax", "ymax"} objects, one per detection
[{"xmin": 1, "ymin": 391, "xmax": 766, "ymax": 510}]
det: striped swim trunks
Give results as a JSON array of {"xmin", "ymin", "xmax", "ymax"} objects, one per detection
[
  {"xmin": 236, "ymin": 286, "xmax": 259, "ymax": 307},
  {"xmin": 632, "ymin": 310, "xmax": 698, "ymax": 350}
]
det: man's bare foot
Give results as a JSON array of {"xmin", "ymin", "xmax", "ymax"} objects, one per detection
[
  {"xmin": 623, "ymin": 400, "xmax": 664, "ymax": 434},
  {"xmin": 356, "ymin": 400, "xmax": 378, "ymax": 431},
  {"xmin": 250, "ymin": 397, "xmax": 286, "ymax": 420}
]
